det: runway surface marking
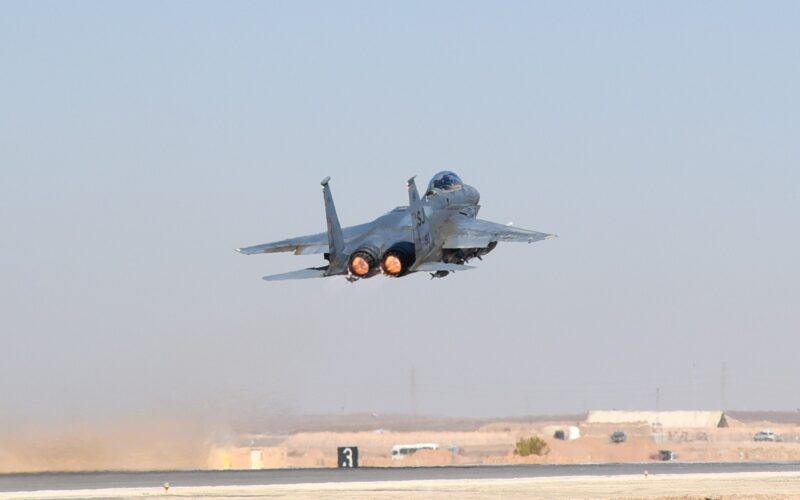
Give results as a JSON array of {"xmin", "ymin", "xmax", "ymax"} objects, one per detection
[
  {"xmin": 1, "ymin": 472, "xmax": 799, "ymax": 499},
  {"xmin": 1, "ymin": 461, "xmax": 799, "ymax": 492}
]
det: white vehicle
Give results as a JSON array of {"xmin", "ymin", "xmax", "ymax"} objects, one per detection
[
  {"xmin": 391, "ymin": 443, "xmax": 439, "ymax": 459},
  {"xmin": 754, "ymin": 430, "xmax": 777, "ymax": 442}
]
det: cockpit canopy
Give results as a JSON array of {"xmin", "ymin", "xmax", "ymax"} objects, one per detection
[{"xmin": 427, "ymin": 171, "xmax": 463, "ymax": 192}]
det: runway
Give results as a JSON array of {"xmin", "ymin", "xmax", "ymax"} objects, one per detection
[{"xmin": 1, "ymin": 461, "xmax": 798, "ymax": 492}]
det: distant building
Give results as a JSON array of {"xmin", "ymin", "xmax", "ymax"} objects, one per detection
[{"xmin": 585, "ymin": 411, "xmax": 728, "ymax": 429}]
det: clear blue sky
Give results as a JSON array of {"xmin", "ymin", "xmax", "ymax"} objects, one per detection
[{"xmin": 1, "ymin": 1, "xmax": 798, "ymax": 425}]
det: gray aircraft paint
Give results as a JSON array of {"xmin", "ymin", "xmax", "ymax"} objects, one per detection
[{"xmin": 237, "ymin": 172, "xmax": 555, "ymax": 281}]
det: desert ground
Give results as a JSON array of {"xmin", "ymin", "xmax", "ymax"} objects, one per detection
[
  {"xmin": 212, "ymin": 412, "xmax": 800, "ymax": 469},
  {"xmin": 1, "ymin": 412, "xmax": 799, "ymax": 472}
]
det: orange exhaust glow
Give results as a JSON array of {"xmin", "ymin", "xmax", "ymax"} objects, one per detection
[
  {"xmin": 383, "ymin": 254, "xmax": 403, "ymax": 275},
  {"xmin": 349, "ymin": 255, "xmax": 371, "ymax": 276}
]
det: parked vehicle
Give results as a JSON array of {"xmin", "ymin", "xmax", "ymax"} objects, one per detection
[
  {"xmin": 658, "ymin": 449, "xmax": 678, "ymax": 461},
  {"xmin": 391, "ymin": 443, "xmax": 439, "ymax": 459},
  {"xmin": 754, "ymin": 430, "xmax": 777, "ymax": 442},
  {"xmin": 610, "ymin": 431, "xmax": 627, "ymax": 443},
  {"xmin": 566, "ymin": 426, "xmax": 581, "ymax": 440}
]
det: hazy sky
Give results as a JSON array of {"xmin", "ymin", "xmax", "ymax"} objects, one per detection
[{"xmin": 1, "ymin": 1, "xmax": 798, "ymax": 425}]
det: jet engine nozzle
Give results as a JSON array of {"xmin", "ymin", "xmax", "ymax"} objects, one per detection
[
  {"xmin": 380, "ymin": 241, "xmax": 416, "ymax": 277},
  {"xmin": 348, "ymin": 248, "xmax": 379, "ymax": 278}
]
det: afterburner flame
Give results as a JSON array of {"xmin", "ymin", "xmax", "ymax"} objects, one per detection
[
  {"xmin": 349, "ymin": 255, "xmax": 371, "ymax": 276},
  {"xmin": 383, "ymin": 254, "xmax": 403, "ymax": 275}
]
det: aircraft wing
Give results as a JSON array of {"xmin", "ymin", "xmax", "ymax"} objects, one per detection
[
  {"xmin": 236, "ymin": 232, "xmax": 329, "ymax": 255},
  {"xmin": 444, "ymin": 218, "xmax": 555, "ymax": 249},
  {"xmin": 236, "ymin": 223, "xmax": 372, "ymax": 256}
]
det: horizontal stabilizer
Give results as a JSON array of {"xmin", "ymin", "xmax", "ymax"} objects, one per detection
[
  {"xmin": 262, "ymin": 267, "xmax": 329, "ymax": 282},
  {"xmin": 414, "ymin": 262, "xmax": 476, "ymax": 273}
]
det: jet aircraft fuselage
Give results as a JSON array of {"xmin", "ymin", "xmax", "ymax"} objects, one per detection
[{"xmin": 236, "ymin": 171, "xmax": 553, "ymax": 281}]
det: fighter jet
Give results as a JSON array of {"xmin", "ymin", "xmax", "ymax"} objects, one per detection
[{"xmin": 236, "ymin": 171, "xmax": 555, "ymax": 281}]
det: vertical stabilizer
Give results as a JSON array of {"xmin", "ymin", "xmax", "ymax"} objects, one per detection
[
  {"xmin": 407, "ymin": 176, "xmax": 433, "ymax": 255},
  {"xmin": 321, "ymin": 177, "xmax": 346, "ymax": 272}
]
